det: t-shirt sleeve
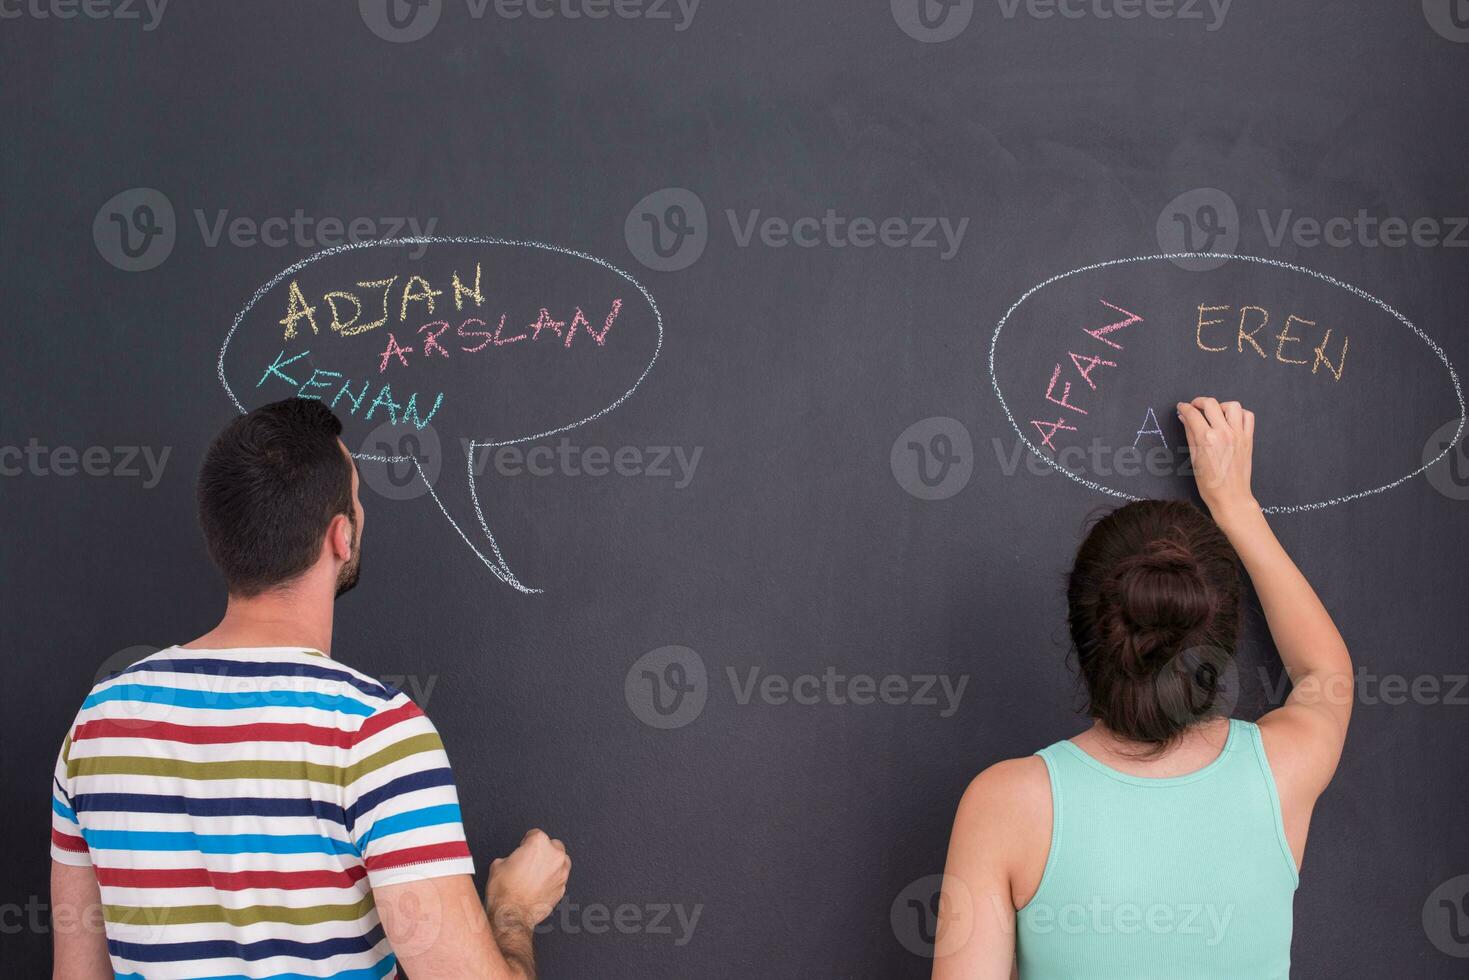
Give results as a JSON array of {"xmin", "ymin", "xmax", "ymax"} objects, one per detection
[
  {"xmin": 343, "ymin": 693, "xmax": 475, "ymax": 890},
  {"xmin": 50, "ymin": 733, "xmax": 91, "ymax": 867}
]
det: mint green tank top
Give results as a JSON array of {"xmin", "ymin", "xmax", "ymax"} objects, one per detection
[{"xmin": 1016, "ymin": 719, "xmax": 1300, "ymax": 979}]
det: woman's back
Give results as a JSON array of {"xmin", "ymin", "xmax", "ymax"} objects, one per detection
[
  {"xmin": 932, "ymin": 399, "xmax": 1352, "ymax": 980},
  {"xmin": 1016, "ymin": 718, "xmax": 1298, "ymax": 980}
]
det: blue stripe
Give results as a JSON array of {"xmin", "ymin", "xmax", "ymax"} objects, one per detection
[
  {"xmin": 108, "ymin": 925, "xmax": 386, "ymax": 964},
  {"xmin": 359, "ymin": 804, "xmax": 463, "ymax": 848},
  {"xmin": 72, "ymin": 791, "xmax": 348, "ymax": 825},
  {"xmin": 82, "ymin": 828, "xmax": 357, "ymax": 856},
  {"xmin": 82, "ymin": 683, "xmax": 376, "ymax": 717},
  {"xmin": 192, "ymin": 954, "xmax": 398, "ymax": 980},
  {"xmin": 344, "ymin": 767, "xmax": 456, "ymax": 833},
  {"xmin": 114, "ymin": 657, "xmax": 391, "ymax": 701},
  {"xmin": 52, "ymin": 795, "xmax": 78, "ymax": 823}
]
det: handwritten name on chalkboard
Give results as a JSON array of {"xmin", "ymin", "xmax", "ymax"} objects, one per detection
[
  {"xmin": 218, "ymin": 237, "xmax": 663, "ymax": 593},
  {"xmin": 1194, "ymin": 303, "xmax": 1348, "ymax": 381},
  {"xmin": 989, "ymin": 253, "xmax": 1464, "ymax": 513}
]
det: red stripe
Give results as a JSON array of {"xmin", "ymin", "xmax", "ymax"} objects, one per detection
[
  {"xmin": 73, "ymin": 717, "xmax": 355, "ymax": 748},
  {"xmin": 365, "ymin": 840, "xmax": 472, "ymax": 874},
  {"xmin": 353, "ymin": 700, "xmax": 423, "ymax": 745},
  {"xmin": 94, "ymin": 864, "xmax": 367, "ymax": 891},
  {"xmin": 52, "ymin": 829, "xmax": 88, "ymax": 853},
  {"xmin": 73, "ymin": 697, "xmax": 424, "ymax": 750}
]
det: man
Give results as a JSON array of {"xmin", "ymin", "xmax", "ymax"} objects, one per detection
[{"xmin": 50, "ymin": 398, "xmax": 569, "ymax": 979}]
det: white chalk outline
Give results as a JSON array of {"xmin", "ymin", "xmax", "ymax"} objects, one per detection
[
  {"xmin": 988, "ymin": 252, "xmax": 1466, "ymax": 514},
  {"xmin": 217, "ymin": 235, "xmax": 664, "ymax": 594}
]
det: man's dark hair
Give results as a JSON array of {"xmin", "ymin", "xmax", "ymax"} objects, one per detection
[{"xmin": 197, "ymin": 398, "xmax": 354, "ymax": 596}]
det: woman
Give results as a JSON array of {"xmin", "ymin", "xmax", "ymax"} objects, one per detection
[{"xmin": 932, "ymin": 397, "xmax": 1353, "ymax": 979}]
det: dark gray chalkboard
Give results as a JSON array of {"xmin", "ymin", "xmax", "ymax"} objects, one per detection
[{"xmin": 4, "ymin": 3, "xmax": 1469, "ymax": 976}]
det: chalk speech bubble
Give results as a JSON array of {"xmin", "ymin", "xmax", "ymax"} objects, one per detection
[
  {"xmin": 218, "ymin": 237, "xmax": 663, "ymax": 593},
  {"xmin": 988, "ymin": 253, "xmax": 1465, "ymax": 513}
]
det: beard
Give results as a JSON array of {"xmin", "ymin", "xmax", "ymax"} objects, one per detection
[{"xmin": 335, "ymin": 518, "xmax": 362, "ymax": 598}]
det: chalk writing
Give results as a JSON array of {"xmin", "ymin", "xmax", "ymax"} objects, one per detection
[
  {"xmin": 1195, "ymin": 303, "xmax": 1349, "ymax": 381},
  {"xmin": 1030, "ymin": 299, "xmax": 1144, "ymax": 450},
  {"xmin": 989, "ymin": 253, "xmax": 1464, "ymax": 513},
  {"xmin": 219, "ymin": 236, "xmax": 664, "ymax": 593}
]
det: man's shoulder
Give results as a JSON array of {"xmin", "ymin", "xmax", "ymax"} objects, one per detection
[{"xmin": 79, "ymin": 645, "xmax": 414, "ymax": 722}]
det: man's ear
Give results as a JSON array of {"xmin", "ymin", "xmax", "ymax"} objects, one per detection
[{"xmin": 328, "ymin": 513, "xmax": 353, "ymax": 560}]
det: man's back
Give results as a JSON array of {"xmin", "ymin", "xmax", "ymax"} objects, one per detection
[{"xmin": 51, "ymin": 645, "xmax": 473, "ymax": 980}]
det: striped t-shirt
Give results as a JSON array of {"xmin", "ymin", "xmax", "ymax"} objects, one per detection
[{"xmin": 50, "ymin": 646, "xmax": 475, "ymax": 980}]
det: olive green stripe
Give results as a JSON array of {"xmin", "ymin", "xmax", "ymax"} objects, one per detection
[
  {"xmin": 67, "ymin": 732, "xmax": 444, "ymax": 786},
  {"xmin": 346, "ymin": 731, "xmax": 444, "ymax": 784},
  {"xmin": 104, "ymin": 894, "xmax": 375, "ymax": 927}
]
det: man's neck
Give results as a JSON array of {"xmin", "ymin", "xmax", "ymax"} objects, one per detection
[{"xmin": 185, "ymin": 584, "xmax": 336, "ymax": 658}]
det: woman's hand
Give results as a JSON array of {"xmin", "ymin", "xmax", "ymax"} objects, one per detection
[{"xmin": 1177, "ymin": 396, "xmax": 1257, "ymax": 521}]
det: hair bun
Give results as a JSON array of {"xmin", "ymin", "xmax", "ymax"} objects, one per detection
[{"xmin": 1102, "ymin": 537, "xmax": 1213, "ymax": 673}]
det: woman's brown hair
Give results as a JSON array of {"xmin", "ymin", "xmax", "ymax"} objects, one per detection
[{"xmin": 1067, "ymin": 499, "xmax": 1242, "ymax": 750}]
